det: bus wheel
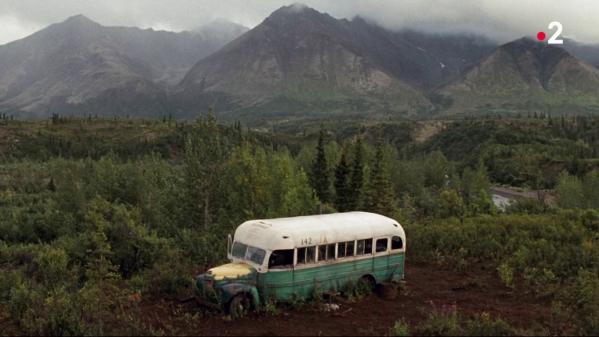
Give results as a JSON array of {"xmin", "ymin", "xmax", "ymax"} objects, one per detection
[
  {"xmin": 358, "ymin": 275, "xmax": 376, "ymax": 294},
  {"xmin": 228, "ymin": 293, "xmax": 252, "ymax": 319}
]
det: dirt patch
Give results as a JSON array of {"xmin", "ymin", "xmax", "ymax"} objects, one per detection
[
  {"xmin": 414, "ymin": 121, "xmax": 446, "ymax": 143},
  {"xmin": 136, "ymin": 262, "xmax": 552, "ymax": 336}
]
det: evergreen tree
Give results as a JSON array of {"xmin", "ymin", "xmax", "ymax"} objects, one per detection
[
  {"xmin": 347, "ymin": 137, "xmax": 364, "ymax": 210},
  {"xmin": 310, "ymin": 127, "xmax": 331, "ymax": 203},
  {"xmin": 364, "ymin": 140, "xmax": 396, "ymax": 216},
  {"xmin": 334, "ymin": 149, "xmax": 351, "ymax": 211},
  {"xmin": 184, "ymin": 107, "xmax": 224, "ymax": 228}
]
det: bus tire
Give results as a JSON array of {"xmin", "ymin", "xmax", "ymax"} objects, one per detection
[
  {"xmin": 227, "ymin": 293, "xmax": 252, "ymax": 319},
  {"xmin": 358, "ymin": 275, "xmax": 376, "ymax": 293}
]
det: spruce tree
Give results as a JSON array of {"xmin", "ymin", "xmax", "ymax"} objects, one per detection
[
  {"xmin": 364, "ymin": 140, "xmax": 396, "ymax": 216},
  {"xmin": 334, "ymin": 149, "xmax": 351, "ymax": 211},
  {"xmin": 347, "ymin": 137, "xmax": 364, "ymax": 210},
  {"xmin": 310, "ymin": 127, "xmax": 331, "ymax": 203}
]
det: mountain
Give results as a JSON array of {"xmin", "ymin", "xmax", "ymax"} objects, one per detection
[
  {"xmin": 436, "ymin": 38, "xmax": 599, "ymax": 114},
  {"xmin": 3, "ymin": 5, "xmax": 596, "ymax": 120},
  {"xmin": 179, "ymin": 4, "xmax": 495, "ymax": 118},
  {"xmin": 565, "ymin": 40, "xmax": 599, "ymax": 68},
  {"xmin": 0, "ymin": 15, "xmax": 247, "ymax": 117},
  {"xmin": 194, "ymin": 19, "xmax": 249, "ymax": 44}
]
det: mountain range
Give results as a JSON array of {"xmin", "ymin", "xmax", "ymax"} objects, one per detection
[
  {"xmin": 0, "ymin": 4, "xmax": 598, "ymax": 120},
  {"xmin": 0, "ymin": 15, "xmax": 247, "ymax": 118}
]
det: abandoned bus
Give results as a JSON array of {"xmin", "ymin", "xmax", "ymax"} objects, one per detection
[{"xmin": 195, "ymin": 211, "xmax": 405, "ymax": 316}]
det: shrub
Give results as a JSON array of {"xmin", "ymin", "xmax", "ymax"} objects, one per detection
[
  {"xmin": 417, "ymin": 304, "xmax": 462, "ymax": 336},
  {"xmin": 21, "ymin": 287, "xmax": 84, "ymax": 336},
  {"xmin": 32, "ymin": 246, "xmax": 69, "ymax": 287},
  {"xmin": 497, "ymin": 263, "xmax": 514, "ymax": 288},
  {"xmin": 389, "ymin": 319, "xmax": 410, "ymax": 336},
  {"xmin": 464, "ymin": 313, "xmax": 515, "ymax": 336}
]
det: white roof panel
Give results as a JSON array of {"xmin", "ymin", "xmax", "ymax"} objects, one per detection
[{"xmin": 233, "ymin": 211, "xmax": 405, "ymax": 251}]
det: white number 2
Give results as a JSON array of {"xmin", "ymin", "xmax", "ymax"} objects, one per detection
[{"xmin": 548, "ymin": 21, "xmax": 563, "ymax": 45}]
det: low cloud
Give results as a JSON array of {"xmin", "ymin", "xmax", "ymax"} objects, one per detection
[{"xmin": 0, "ymin": 0, "xmax": 597, "ymax": 45}]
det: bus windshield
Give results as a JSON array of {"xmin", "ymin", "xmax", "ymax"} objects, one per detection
[{"xmin": 231, "ymin": 242, "xmax": 266, "ymax": 265}]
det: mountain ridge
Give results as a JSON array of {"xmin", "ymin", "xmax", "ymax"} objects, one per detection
[
  {"xmin": 0, "ymin": 5, "xmax": 598, "ymax": 119},
  {"xmin": 436, "ymin": 38, "xmax": 599, "ymax": 114}
]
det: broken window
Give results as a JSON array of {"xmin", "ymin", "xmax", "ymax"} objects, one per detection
[{"xmin": 268, "ymin": 250, "xmax": 294, "ymax": 269}]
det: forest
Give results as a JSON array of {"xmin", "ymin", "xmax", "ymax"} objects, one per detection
[{"xmin": 1, "ymin": 112, "xmax": 599, "ymax": 335}]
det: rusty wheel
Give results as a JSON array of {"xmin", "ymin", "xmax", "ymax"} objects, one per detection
[{"xmin": 228, "ymin": 293, "xmax": 252, "ymax": 319}]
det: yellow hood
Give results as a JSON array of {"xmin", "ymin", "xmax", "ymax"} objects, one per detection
[{"xmin": 207, "ymin": 263, "xmax": 254, "ymax": 280}]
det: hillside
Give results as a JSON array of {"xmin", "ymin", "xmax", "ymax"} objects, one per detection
[
  {"xmin": 179, "ymin": 5, "xmax": 496, "ymax": 118},
  {"xmin": 0, "ymin": 15, "xmax": 247, "ymax": 118},
  {"xmin": 437, "ymin": 38, "xmax": 599, "ymax": 114}
]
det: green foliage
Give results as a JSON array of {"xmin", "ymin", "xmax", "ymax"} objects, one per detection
[
  {"xmin": 364, "ymin": 140, "xmax": 396, "ymax": 216},
  {"xmin": 497, "ymin": 263, "xmax": 514, "ymax": 288},
  {"xmin": 464, "ymin": 313, "xmax": 515, "ymax": 336},
  {"xmin": 556, "ymin": 170, "xmax": 599, "ymax": 209},
  {"xmin": 554, "ymin": 269, "xmax": 599, "ymax": 335},
  {"xmin": 439, "ymin": 190, "xmax": 465, "ymax": 219},
  {"xmin": 334, "ymin": 149, "xmax": 352, "ymax": 212},
  {"xmin": 389, "ymin": 319, "xmax": 411, "ymax": 336},
  {"xmin": 1, "ymin": 117, "xmax": 599, "ymax": 334},
  {"xmin": 417, "ymin": 304, "xmax": 462, "ymax": 336},
  {"xmin": 347, "ymin": 137, "xmax": 365, "ymax": 210},
  {"xmin": 310, "ymin": 127, "xmax": 331, "ymax": 203},
  {"xmin": 556, "ymin": 171, "xmax": 585, "ymax": 208}
]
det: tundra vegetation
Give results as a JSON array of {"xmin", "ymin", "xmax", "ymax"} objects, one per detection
[{"xmin": 1, "ymin": 113, "xmax": 599, "ymax": 335}]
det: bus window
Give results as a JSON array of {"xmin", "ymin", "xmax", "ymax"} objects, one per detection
[
  {"xmin": 346, "ymin": 241, "xmax": 355, "ymax": 256},
  {"xmin": 306, "ymin": 246, "xmax": 316, "ymax": 263},
  {"xmin": 365, "ymin": 239, "xmax": 373, "ymax": 254},
  {"xmin": 318, "ymin": 245, "xmax": 326, "ymax": 261},
  {"xmin": 297, "ymin": 246, "xmax": 316, "ymax": 264},
  {"xmin": 269, "ymin": 250, "xmax": 294, "ymax": 269},
  {"xmin": 391, "ymin": 236, "xmax": 403, "ymax": 250},
  {"xmin": 356, "ymin": 239, "xmax": 373, "ymax": 255},
  {"xmin": 297, "ymin": 247, "xmax": 306, "ymax": 264},
  {"xmin": 327, "ymin": 244, "xmax": 335, "ymax": 260},
  {"xmin": 376, "ymin": 238, "xmax": 388, "ymax": 253},
  {"xmin": 232, "ymin": 242, "xmax": 248, "ymax": 259},
  {"xmin": 246, "ymin": 246, "xmax": 266, "ymax": 265},
  {"xmin": 356, "ymin": 240, "xmax": 365, "ymax": 255},
  {"xmin": 338, "ymin": 242, "xmax": 346, "ymax": 258},
  {"xmin": 318, "ymin": 244, "xmax": 336, "ymax": 261}
]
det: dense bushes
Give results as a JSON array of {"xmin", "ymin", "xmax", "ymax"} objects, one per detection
[
  {"xmin": 389, "ymin": 307, "xmax": 516, "ymax": 336},
  {"xmin": 406, "ymin": 211, "xmax": 599, "ymax": 335},
  {"xmin": 1, "ymin": 116, "xmax": 599, "ymax": 335}
]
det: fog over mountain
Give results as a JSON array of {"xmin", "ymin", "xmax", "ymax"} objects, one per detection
[
  {"xmin": 0, "ymin": 15, "xmax": 248, "ymax": 117},
  {"xmin": 0, "ymin": 3, "xmax": 597, "ymax": 119},
  {"xmin": 2, "ymin": 0, "xmax": 599, "ymax": 45}
]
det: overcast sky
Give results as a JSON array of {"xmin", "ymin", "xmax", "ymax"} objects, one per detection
[{"xmin": 1, "ymin": 0, "xmax": 598, "ymax": 45}]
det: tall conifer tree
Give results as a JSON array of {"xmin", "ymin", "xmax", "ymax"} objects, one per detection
[
  {"xmin": 364, "ymin": 139, "xmax": 396, "ymax": 215},
  {"xmin": 347, "ymin": 137, "xmax": 364, "ymax": 209},
  {"xmin": 311, "ymin": 127, "xmax": 330, "ymax": 203},
  {"xmin": 334, "ymin": 149, "xmax": 351, "ymax": 211}
]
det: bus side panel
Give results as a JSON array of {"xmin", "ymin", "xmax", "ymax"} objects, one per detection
[
  {"xmin": 258, "ymin": 269, "xmax": 295, "ymax": 301},
  {"xmin": 260, "ymin": 253, "xmax": 404, "ymax": 302},
  {"xmin": 387, "ymin": 253, "xmax": 405, "ymax": 282}
]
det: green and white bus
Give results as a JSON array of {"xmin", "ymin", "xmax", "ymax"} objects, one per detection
[{"xmin": 195, "ymin": 211, "xmax": 406, "ymax": 316}]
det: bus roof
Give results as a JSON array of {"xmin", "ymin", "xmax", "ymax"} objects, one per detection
[{"xmin": 233, "ymin": 211, "xmax": 405, "ymax": 251}]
